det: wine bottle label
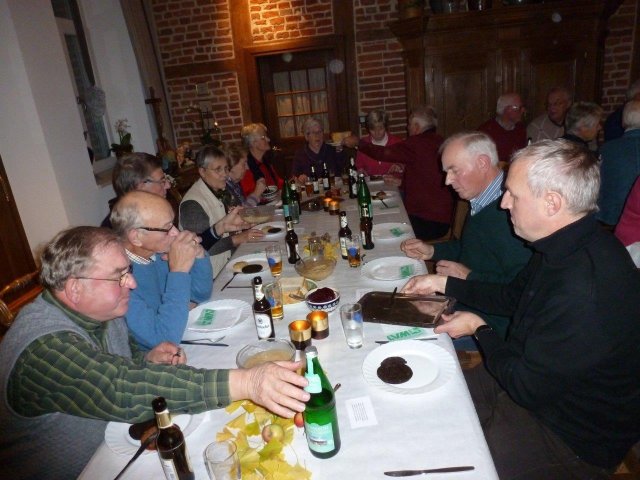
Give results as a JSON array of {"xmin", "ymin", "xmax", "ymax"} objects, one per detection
[
  {"xmin": 305, "ymin": 421, "xmax": 336, "ymax": 454},
  {"xmin": 286, "ymin": 243, "xmax": 299, "ymax": 258},
  {"xmin": 159, "ymin": 458, "xmax": 181, "ymax": 480},
  {"xmin": 254, "ymin": 313, "xmax": 273, "ymax": 339},
  {"xmin": 283, "ymin": 204, "xmax": 290, "ymax": 217}
]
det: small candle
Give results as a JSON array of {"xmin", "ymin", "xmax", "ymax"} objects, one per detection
[
  {"xmin": 323, "ymin": 197, "xmax": 332, "ymax": 211},
  {"xmin": 307, "ymin": 311, "xmax": 329, "ymax": 339},
  {"xmin": 329, "ymin": 200, "xmax": 340, "ymax": 215}
]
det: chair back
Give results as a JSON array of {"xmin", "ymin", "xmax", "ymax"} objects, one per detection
[{"xmin": 0, "ymin": 271, "xmax": 42, "ymax": 336}]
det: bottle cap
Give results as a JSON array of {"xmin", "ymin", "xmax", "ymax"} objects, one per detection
[{"xmin": 304, "ymin": 346, "xmax": 321, "ymax": 393}]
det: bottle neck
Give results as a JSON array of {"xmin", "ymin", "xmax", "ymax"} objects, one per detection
[
  {"xmin": 254, "ymin": 283, "xmax": 265, "ymax": 301},
  {"xmin": 155, "ymin": 410, "xmax": 173, "ymax": 429}
]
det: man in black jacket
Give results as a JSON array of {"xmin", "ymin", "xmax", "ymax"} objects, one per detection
[{"xmin": 402, "ymin": 139, "xmax": 640, "ymax": 479}]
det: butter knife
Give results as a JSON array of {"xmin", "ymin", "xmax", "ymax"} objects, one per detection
[{"xmin": 384, "ymin": 466, "xmax": 475, "ymax": 476}]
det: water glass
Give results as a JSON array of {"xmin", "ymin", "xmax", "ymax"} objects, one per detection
[
  {"xmin": 265, "ymin": 245, "xmax": 283, "ymax": 277},
  {"xmin": 340, "ymin": 303, "xmax": 364, "ymax": 349},
  {"xmin": 204, "ymin": 440, "xmax": 241, "ymax": 480},
  {"xmin": 264, "ymin": 280, "xmax": 284, "ymax": 320}
]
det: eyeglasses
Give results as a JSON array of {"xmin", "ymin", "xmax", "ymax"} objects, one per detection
[
  {"xmin": 138, "ymin": 225, "xmax": 175, "ymax": 234},
  {"xmin": 75, "ymin": 265, "xmax": 133, "ymax": 287},
  {"xmin": 205, "ymin": 165, "xmax": 230, "ymax": 174},
  {"xmin": 143, "ymin": 175, "xmax": 170, "ymax": 185},
  {"xmin": 507, "ymin": 105, "xmax": 525, "ymax": 111}
]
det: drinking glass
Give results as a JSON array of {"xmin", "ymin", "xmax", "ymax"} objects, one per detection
[
  {"xmin": 340, "ymin": 303, "xmax": 364, "ymax": 349},
  {"xmin": 265, "ymin": 245, "xmax": 283, "ymax": 277},
  {"xmin": 346, "ymin": 234, "xmax": 361, "ymax": 268},
  {"xmin": 203, "ymin": 440, "xmax": 241, "ymax": 480},
  {"xmin": 264, "ymin": 280, "xmax": 284, "ymax": 320}
]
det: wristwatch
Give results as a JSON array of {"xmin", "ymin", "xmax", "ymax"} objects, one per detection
[{"xmin": 474, "ymin": 324, "xmax": 493, "ymax": 340}]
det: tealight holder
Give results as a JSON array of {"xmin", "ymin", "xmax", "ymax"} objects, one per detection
[{"xmin": 307, "ymin": 311, "xmax": 329, "ymax": 339}]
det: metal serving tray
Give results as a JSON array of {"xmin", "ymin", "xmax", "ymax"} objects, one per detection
[{"xmin": 357, "ymin": 291, "xmax": 456, "ymax": 328}]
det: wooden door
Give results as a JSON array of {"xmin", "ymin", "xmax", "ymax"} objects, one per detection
[
  {"xmin": 0, "ymin": 155, "xmax": 36, "ymax": 289},
  {"xmin": 257, "ymin": 48, "xmax": 348, "ymax": 176},
  {"xmin": 427, "ymin": 51, "xmax": 497, "ymax": 138}
]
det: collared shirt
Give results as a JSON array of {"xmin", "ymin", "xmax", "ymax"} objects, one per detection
[
  {"xmin": 8, "ymin": 290, "xmax": 230, "ymax": 422},
  {"xmin": 126, "ymin": 249, "xmax": 154, "ymax": 265},
  {"xmin": 469, "ymin": 170, "xmax": 504, "ymax": 216}
]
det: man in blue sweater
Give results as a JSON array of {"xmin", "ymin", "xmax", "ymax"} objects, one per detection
[
  {"xmin": 401, "ymin": 132, "xmax": 531, "ymax": 339},
  {"xmin": 111, "ymin": 190, "xmax": 213, "ymax": 349}
]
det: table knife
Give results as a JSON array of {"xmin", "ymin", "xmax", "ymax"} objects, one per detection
[
  {"xmin": 384, "ymin": 466, "xmax": 475, "ymax": 476},
  {"xmin": 180, "ymin": 340, "xmax": 229, "ymax": 347},
  {"xmin": 114, "ymin": 432, "xmax": 158, "ymax": 479}
]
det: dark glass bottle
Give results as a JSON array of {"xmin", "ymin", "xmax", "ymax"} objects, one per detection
[
  {"xmin": 303, "ymin": 346, "xmax": 341, "ymax": 459},
  {"xmin": 252, "ymin": 276, "xmax": 275, "ymax": 339},
  {"xmin": 348, "ymin": 156, "xmax": 358, "ymax": 199},
  {"xmin": 338, "ymin": 211, "xmax": 352, "ymax": 260},
  {"xmin": 288, "ymin": 179, "xmax": 300, "ymax": 223},
  {"xmin": 357, "ymin": 173, "xmax": 372, "ymax": 220},
  {"xmin": 285, "ymin": 216, "xmax": 300, "ymax": 264},
  {"xmin": 310, "ymin": 165, "xmax": 320, "ymax": 194},
  {"xmin": 360, "ymin": 204, "xmax": 375, "ymax": 250},
  {"xmin": 321, "ymin": 161, "xmax": 330, "ymax": 191},
  {"xmin": 152, "ymin": 397, "xmax": 195, "ymax": 480},
  {"xmin": 281, "ymin": 177, "xmax": 291, "ymax": 218}
]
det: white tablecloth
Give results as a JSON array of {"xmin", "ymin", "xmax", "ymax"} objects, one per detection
[{"xmin": 80, "ymin": 185, "xmax": 498, "ymax": 479}]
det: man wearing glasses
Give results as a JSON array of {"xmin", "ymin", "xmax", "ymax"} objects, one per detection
[
  {"xmin": 478, "ymin": 92, "xmax": 528, "ymax": 165},
  {"xmin": 110, "ymin": 190, "xmax": 213, "ymax": 350},
  {"xmin": 0, "ymin": 226, "xmax": 308, "ymax": 479},
  {"xmin": 101, "ymin": 152, "xmax": 171, "ymax": 228}
]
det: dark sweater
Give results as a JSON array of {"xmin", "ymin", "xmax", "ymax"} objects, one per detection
[
  {"xmin": 447, "ymin": 214, "xmax": 640, "ymax": 469},
  {"xmin": 433, "ymin": 198, "xmax": 531, "ymax": 337}
]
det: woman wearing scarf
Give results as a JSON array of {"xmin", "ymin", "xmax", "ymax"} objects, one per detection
[
  {"xmin": 179, "ymin": 145, "xmax": 264, "ymax": 277},
  {"xmin": 239, "ymin": 123, "xmax": 284, "ymax": 198}
]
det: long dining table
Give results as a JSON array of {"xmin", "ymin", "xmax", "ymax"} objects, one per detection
[{"xmin": 80, "ymin": 179, "xmax": 498, "ymax": 479}]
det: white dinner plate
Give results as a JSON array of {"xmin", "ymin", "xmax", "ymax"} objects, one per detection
[
  {"xmin": 372, "ymin": 223, "xmax": 413, "ymax": 242},
  {"xmin": 255, "ymin": 221, "xmax": 286, "ymax": 240},
  {"xmin": 362, "ymin": 341, "xmax": 455, "ymax": 394},
  {"xmin": 104, "ymin": 413, "xmax": 207, "ymax": 456},
  {"xmin": 361, "ymin": 257, "xmax": 426, "ymax": 281},
  {"xmin": 185, "ymin": 299, "xmax": 251, "ymax": 334},
  {"xmin": 224, "ymin": 253, "xmax": 269, "ymax": 276}
]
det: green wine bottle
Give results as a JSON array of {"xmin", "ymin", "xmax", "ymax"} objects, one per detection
[
  {"xmin": 303, "ymin": 346, "xmax": 341, "ymax": 458},
  {"xmin": 357, "ymin": 173, "xmax": 372, "ymax": 220},
  {"xmin": 281, "ymin": 177, "xmax": 291, "ymax": 218}
]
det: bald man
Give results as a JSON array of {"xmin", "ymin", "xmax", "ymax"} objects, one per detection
[{"xmin": 110, "ymin": 191, "xmax": 213, "ymax": 350}]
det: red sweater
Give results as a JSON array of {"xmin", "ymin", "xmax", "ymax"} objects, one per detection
[
  {"xmin": 478, "ymin": 118, "xmax": 527, "ymax": 164},
  {"xmin": 358, "ymin": 130, "xmax": 453, "ymax": 224},
  {"xmin": 615, "ymin": 177, "xmax": 640, "ymax": 247},
  {"xmin": 355, "ymin": 133, "xmax": 403, "ymax": 176}
]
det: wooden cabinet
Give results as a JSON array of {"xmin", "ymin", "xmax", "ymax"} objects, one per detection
[{"xmin": 390, "ymin": 0, "xmax": 621, "ymax": 137}]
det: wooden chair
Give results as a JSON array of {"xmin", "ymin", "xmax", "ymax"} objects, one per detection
[{"xmin": 0, "ymin": 271, "xmax": 42, "ymax": 337}]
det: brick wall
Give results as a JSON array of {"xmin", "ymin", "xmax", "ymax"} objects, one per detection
[
  {"xmin": 167, "ymin": 73, "xmax": 243, "ymax": 145},
  {"xmin": 249, "ymin": 0, "xmax": 335, "ymax": 42},
  {"xmin": 601, "ymin": 0, "xmax": 638, "ymax": 114},
  {"xmin": 151, "ymin": 0, "xmax": 234, "ymax": 66}
]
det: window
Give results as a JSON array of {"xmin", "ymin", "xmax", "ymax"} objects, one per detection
[{"xmin": 51, "ymin": 0, "xmax": 109, "ymax": 161}]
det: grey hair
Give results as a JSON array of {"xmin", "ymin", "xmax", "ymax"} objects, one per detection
[
  {"xmin": 440, "ymin": 131, "xmax": 499, "ymax": 166},
  {"xmin": 112, "ymin": 152, "xmax": 162, "ymax": 197},
  {"xmin": 622, "ymin": 100, "xmax": 640, "ymax": 130},
  {"xmin": 301, "ymin": 117, "xmax": 323, "ymax": 136},
  {"xmin": 240, "ymin": 123, "xmax": 267, "ymax": 148},
  {"xmin": 110, "ymin": 192, "xmax": 149, "ymax": 237},
  {"xmin": 496, "ymin": 93, "xmax": 521, "ymax": 115},
  {"xmin": 564, "ymin": 102, "xmax": 603, "ymax": 135},
  {"xmin": 40, "ymin": 227, "xmax": 122, "ymax": 291},
  {"xmin": 546, "ymin": 86, "xmax": 573, "ymax": 104},
  {"xmin": 409, "ymin": 105, "xmax": 438, "ymax": 131},
  {"xmin": 223, "ymin": 142, "xmax": 249, "ymax": 168},
  {"xmin": 511, "ymin": 139, "xmax": 600, "ymax": 215},
  {"xmin": 365, "ymin": 110, "xmax": 390, "ymax": 131},
  {"xmin": 195, "ymin": 145, "xmax": 227, "ymax": 169},
  {"xmin": 626, "ymin": 78, "xmax": 640, "ymax": 101}
]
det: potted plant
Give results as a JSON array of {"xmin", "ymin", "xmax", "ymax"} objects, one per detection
[
  {"xmin": 398, "ymin": 0, "xmax": 426, "ymax": 19},
  {"xmin": 111, "ymin": 118, "xmax": 134, "ymax": 158}
]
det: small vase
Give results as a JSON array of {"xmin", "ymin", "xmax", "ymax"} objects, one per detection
[{"xmin": 112, "ymin": 144, "xmax": 134, "ymax": 159}]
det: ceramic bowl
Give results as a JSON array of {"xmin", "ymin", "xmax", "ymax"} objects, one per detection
[
  {"xmin": 294, "ymin": 256, "xmax": 336, "ymax": 281},
  {"xmin": 305, "ymin": 287, "xmax": 340, "ymax": 313},
  {"xmin": 236, "ymin": 338, "xmax": 296, "ymax": 369}
]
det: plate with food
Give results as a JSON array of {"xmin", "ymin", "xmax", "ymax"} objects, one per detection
[
  {"xmin": 185, "ymin": 299, "xmax": 251, "ymax": 334},
  {"xmin": 105, "ymin": 413, "xmax": 207, "ymax": 456},
  {"xmin": 371, "ymin": 190, "xmax": 399, "ymax": 205},
  {"xmin": 362, "ymin": 340, "xmax": 455, "ymax": 394},
  {"xmin": 256, "ymin": 221, "xmax": 286, "ymax": 240},
  {"xmin": 361, "ymin": 257, "xmax": 426, "ymax": 282},
  {"xmin": 280, "ymin": 277, "xmax": 318, "ymax": 307},
  {"xmin": 240, "ymin": 205, "xmax": 275, "ymax": 224},
  {"xmin": 225, "ymin": 254, "xmax": 269, "ymax": 277},
  {"xmin": 372, "ymin": 222, "xmax": 413, "ymax": 242}
]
